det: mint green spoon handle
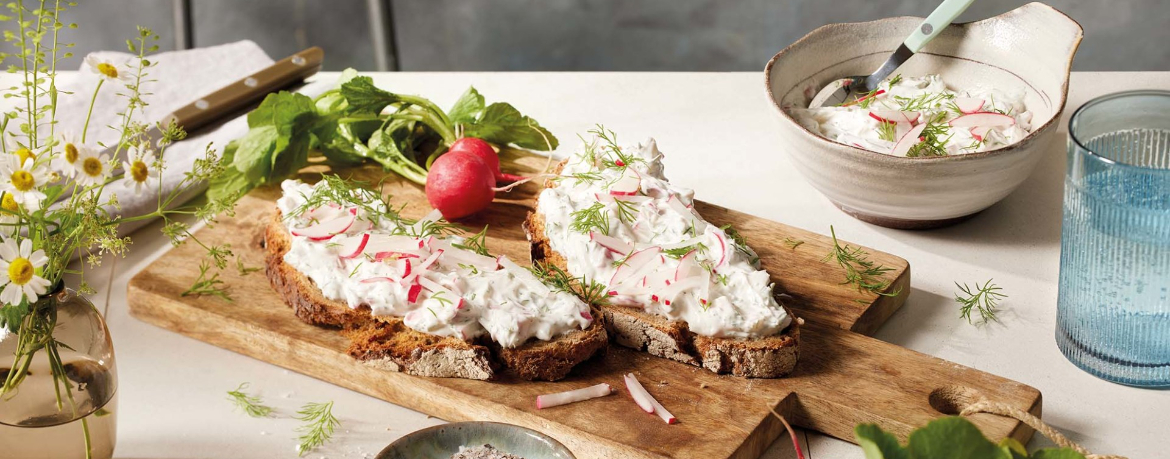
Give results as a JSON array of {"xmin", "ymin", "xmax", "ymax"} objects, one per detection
[{"xmin": 903, "ymin": 0, "xmax": 977, "ymax": 53}]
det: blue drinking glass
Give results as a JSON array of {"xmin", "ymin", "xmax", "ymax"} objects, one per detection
[{"xmin": 1057, "ymin": 90, "xmax": 1170, "ymax": 388}]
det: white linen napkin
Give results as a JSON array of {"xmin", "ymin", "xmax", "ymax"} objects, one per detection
[{"xmin": 56, "ymin": 40, "xmax": 274, "ymax": 233}]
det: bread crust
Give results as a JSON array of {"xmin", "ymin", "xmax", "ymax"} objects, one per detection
[
  {"xmin": 264, "ymin": 210, "xmax": 607, "ymax": 381},
  {"xmin": 525, "ymin": 162, "xmax": 800, "ymax": 378}
]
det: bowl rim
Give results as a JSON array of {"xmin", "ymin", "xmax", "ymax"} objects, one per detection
[
  {"xmin": 763, "ymin": 2, "xmax": 1084, "ymax": 163},
  {"xmin": 376, "ymin": 421, "xmax": 576, "ymax": 459}
]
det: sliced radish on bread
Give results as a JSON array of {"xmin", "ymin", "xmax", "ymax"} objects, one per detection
[
  {"xmin": 292, "ymin": 208, "xmax": 356, "ymax": 240},
  {"xmin": 591, "ymin": 231, "xmax": 633, "ymax": 256}
]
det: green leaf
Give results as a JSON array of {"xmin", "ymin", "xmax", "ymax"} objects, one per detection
[
  {"xmin": 1000, "ymin": 438, "xmax": 1029, "ymax": 458},
  {"xmin": 856, "ymin": 424, "xmax": 910, "ymax": 459},
  {"xmin": 340, "ymin": 76, "xmax": 404, "ymax": 114},
  {"xmin": 247, "ymin": 92, "xmax": 316, "ymax": 131},
  {"xmin": 207, "ymin": 141, "xmax": 255, "ymax": 202},
  {"xmin": 463, "ymin": 102, "xmax": 559, "ymax": 150},
  {"xmin": 1031, "ymin": 450, "xmax": 1088, "ymax": 459},
  {"xmin": 447, "ymin": 86, "xmax": 484, "ymax": 125},
  {"xmin": 231, "ymin": 125, "xmax": 278, "ymax": 183},
  {"xmin": 907, "ymin": 417, "xmax": 1009, "ymax": 459}
]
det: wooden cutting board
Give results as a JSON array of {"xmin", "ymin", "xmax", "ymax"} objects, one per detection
[{"xmin": 127, "ymin": 155, "xmax": 1041, "ymax": 459}]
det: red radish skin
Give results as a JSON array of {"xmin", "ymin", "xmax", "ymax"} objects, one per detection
[
  {"xmin": 535, "ymin": 383, "xmax": 613, "ymax": 410},
  {"xmin": 339, "ymin": 233, "xmax": 371, "ymax": 258},
  {"xmin": 953, "ymin": 97, "xmax": 985, "ymax": 114},
  {"xmin": 624, "ymin": 373, "xmax": 677, "ymax": 424},
  {"xmin": 891, "ymin": 123, "xmax": 928, "ymax": 156},
  {"xmin": 426, "ymin": 151, "xmax": 497, "ymax": 220},
  {"xmin": 447, "ymin": 137, "xmax": 526, "ymax": 183},
  {"xmin": 292, "ymin": 208, "xmax": 357, "ymax": 240}
]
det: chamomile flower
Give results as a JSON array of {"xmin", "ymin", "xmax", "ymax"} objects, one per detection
[
  {"xmin": 0, "ymin": 193, "xmax": 20, "ymax": 226},
  {"xmin": 0, "ymin": 237, "xmax": 50, "ymax": 305},
  {"xmin": 121, "ymin": 146, "xmax": 159, "ymax": 195},
  {"xmin": 5, "ymin": 136, "xmax": 36, "ymax": 166},
  {"xmin": 0, "ymin": 155, "xmax": 49, "ymax": 211},
  {"xmin": 52, "ymin": 132, "xmax": 87, "ymax": 178},
  {"xmin": 84, "ymin": 55, "xmax": 131, "ymax": 83},
  {"xmin": 74, "ymin": 146, "xmax": 111, "ymax": 187}
]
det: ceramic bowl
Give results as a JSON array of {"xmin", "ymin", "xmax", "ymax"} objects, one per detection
[
  {"xmin": 376, "ymin": 422, "xmax": 576, "ymax": 459},
  {"xmin": 765, "ymin": 2, "xmax": 1082, "ymax": 229}
]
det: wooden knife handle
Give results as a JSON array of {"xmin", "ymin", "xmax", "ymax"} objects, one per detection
[{"xmin": 164, "ymin": 46, "xmax": 324, "ymax": 132}]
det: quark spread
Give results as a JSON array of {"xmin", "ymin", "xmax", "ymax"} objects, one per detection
[
  {"xmin": 277, "ymin": 180, "xmax": 592, "ymax": 348},
  {"xmin": 789, "ymin": 75, "xmax": 1033, "ymax": 156},
  {"xmin": 536, "ymin": 135, "xmax": 791, "ymax": 339}
]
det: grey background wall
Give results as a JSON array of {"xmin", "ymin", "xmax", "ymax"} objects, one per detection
[{"xmin": 23, "ymin": 0, "xmax": 1170, "ymax": 72}]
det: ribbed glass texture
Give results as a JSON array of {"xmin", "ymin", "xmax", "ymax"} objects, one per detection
[{"xmin": 1058, "ymin": 90, "xmax": 1170, "ymax": 387}]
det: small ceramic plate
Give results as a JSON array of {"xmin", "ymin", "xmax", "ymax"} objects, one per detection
[{"xmin": 376, "ymin": 422, "xmax": 576, "ymax": 459}]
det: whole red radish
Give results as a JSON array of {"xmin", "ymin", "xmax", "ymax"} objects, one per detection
[
  {"xmin": 426, "ymin": 151, "xmax": 497, "ymax": 220},
  {"xmin": 448, "ymin": 137, "xmax": 526, "ymax": 183}
]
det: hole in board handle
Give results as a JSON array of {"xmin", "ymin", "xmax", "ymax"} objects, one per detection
[{"xmin": 928, "ymin": 385, "xmax": 983, "ymax": 415}]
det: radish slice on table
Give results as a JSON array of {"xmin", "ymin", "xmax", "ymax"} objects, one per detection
[
  {"xmin": 623, "ymin": 373, "xmax": 676, "ymax": 424},
  {"xmin": 590, "ymin": 231, "xmax": 633, "ymax": 256},
  {"xmin": 536, "ymin": 383, "xmax": 613, "ymax": 409},
  {"xmin": 953, "ymin": 97, "xmax": 985, "ymax": 114},
  {"xmin": 868, "ymin": 110, "xmax": 920, "ymax": 125},
  {"xmin": 948, "ymin": 112, "xmax": 1015, "ymax": 128},
  {"xmin": 291, "ymin": 209, "xmax": 356, "ymax": 240},
  {"xmin": 338, "ymin": 233, "xmax": 370, "ymax": 259},
  {"xmin": 890, "ymin": 123, "xmax": 928, "ymax": 156},
  {"xmin": 498, "ymin": 257, "xmax": 552, "ymax": 296}
]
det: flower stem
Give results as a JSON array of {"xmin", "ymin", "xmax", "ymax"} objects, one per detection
[{"xmin": 81, "ymin": 79, "xmax": 104, "ymax": 144}]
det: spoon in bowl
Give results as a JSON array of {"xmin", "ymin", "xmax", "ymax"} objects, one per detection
[{"xmin": 809, "ymin": 0, "xmax": 977, "ymax": 108}]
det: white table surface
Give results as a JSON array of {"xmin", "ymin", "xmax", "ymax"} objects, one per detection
[{"xmin": 45, "ymin": 71, "xmax": 1170, "ymax": 459}]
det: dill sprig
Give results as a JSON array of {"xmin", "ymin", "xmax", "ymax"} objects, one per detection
[
  {"xmin": 451, "ymin": 225, "xmax": 490, "ymax": 256},
  {"xmin": 822, "ymin": 226, "xmax": 899, "ymax": 297},
  {"xmin": 554, "ymin": 171, "xmax": 604, "ymax": 185},
  {"xmin": 295, "ymin": 401, "xmax": 340, "ymax": 457},
  {"xmin": 289, "ymin": 175, "xmax": 404, "ymax": 228},
  {"xmin": 887, "ymin": 74, "xmax": 903, "ymax": 86},
  {"xmin": 662, "ymin": 243, "xmax": 707, "ymax": 259},
  {"xmin": 236, "ymin": 257, "xmax": 261, "ymax": 276},
  {"xmin": 589, "ymin": 125, "xmax": 642, "ymax": 170},
  {"xmin": 876, "ymin": 119, "xmax": 898, "ymax": 142},
  {"xmin": 720, "ymin": 224, "xmax": 760, "ymax": 266},
  {"xmin": 405, "ymin": 217, "xmax": 460, "ymax": 239},
  {"xmin": 783, "ymin": 237, "xmax": 804, "ymax": 249},
  {"xmin": 226, "ymin": 383, "xmax": 273, "ymax": 418},
  {"xmin": 570, "ymin": 202, "xmax": 611, "ymax": 235},
  {"xmin": 181, "ymin": 261, "xmax": 232, "ymax": 301},
  {"xmin": 531, "ymin": 261, "xmax": 609, "ymax": 307},
  {"xmin": 955, "ymin": 279, "xmax": 1006, "ymax": 324},
  {"xmin": 613, "ymin": 199, "xmax": 639, "ymax": 224},
  {"xmin": 894, "ymin": 91, "xmax": 954, "ymax": 112},
  {"xmin": 905, "ymin": 115, "xmax": 953, "ymax": 158}
]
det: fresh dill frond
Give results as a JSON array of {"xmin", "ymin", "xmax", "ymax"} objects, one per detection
[
  {"xmin": 905, "ymin": 114, "xmax": 952, "ymax": 158},
  {"xmin": 955, "ymin": 279, "xmax": 1006, "ymax": 324},
  {"xmin": 295, "ymin": 401, "xmax": 340, "ymax": 457},
  {"xmin": 531, "ymin": 261, "xmax": 609, "ymax": 307},
  {"xmin": 290, "ymin": 175, "xmax": 406, "ymax": 229},
  {"xmin": 876, "ymin": 120, "xmax": 898, "ymax": 142},
  {"xmin": 782, "ymin": 237, "xmax": 804, "ymax": 249},
  {"xmin": 894, "ymin": 92, "xmax": 954, "ymax": 112},
  {"xmin": 589, "ymin": 125, "xmax": 642, "ymax": 170},
  {"xmin": 236, "ymin": 257, "xmax": 261, "ymax": 276},
  {"xmin": 554, "ymin": 171, "xmax": 604, "ymax": 185},
  {"xmin": 404, "ymin": 217, "xmax": 460, "ymax": 239},
  {"xmin": 429, "ymin": 290, "xmax": 453, "ymax": 307},
  {"xmin": 226, "ymin": 383, "xmax": 272, "ymax": 418},
  {"xmin": 613, "ymin": 199, "xmax": 639, "ymax": 224},
  {"xmin": 452, "ymin": 225, "xmax": 490, "ymax": 256},
  {"xmin": 182, "ymin": 261, "xmax": 232, "ymax": 301},
  {"xmin": 720, "ymin": 224, "xmax": 760, "ymax": 266},
  {"xmin": 570, "ymin": 202, "xmax": 611, "ymax": 235},
  {"xmin": 611, "ymin": 250, "xmax": 635, "ymax": 268},
  {"xmin": 348, "ymin": 263, "xmax": 362, "ymax": 278},
  {"xmin": 822, "ymin": 226, "xmax": 899, "ymax": 297},
  {"xmin": 887, "ymin": 74, "xmax": 903, "ymax": 86},
  {"xmin": 662, "ymin": 243, "xmax": 707, "ymax": 259}
]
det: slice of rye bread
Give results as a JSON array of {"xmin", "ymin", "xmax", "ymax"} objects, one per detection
[
  {"xmin": 263, "ymin": 210, "xmax": 608, "ymax": 381},
  {"xmin": 523, "ymin": 161, "xmax": 800, "ymax": 378}
]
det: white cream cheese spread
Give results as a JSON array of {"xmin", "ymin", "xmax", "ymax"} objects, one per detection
[
  {"xmin": 789, "ymin": 74, "xmax": 1033, "ymax": 156},
  {"xmin": 276, "ymin": 180, "xmax": 592, "ymax": 348},
  {"xmin": 536, "ymin": 132, "xmax": 791, "ymax": 339}
]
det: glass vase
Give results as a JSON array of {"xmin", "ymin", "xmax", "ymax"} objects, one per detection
[{"xmin": 0, "ymin": 288, "xmax": 118, "ymax": 458}]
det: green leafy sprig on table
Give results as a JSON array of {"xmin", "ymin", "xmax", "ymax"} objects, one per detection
[
  {"xmin": 295, "ymin": 401, "xmax": 340, "ymax": 457},
  {"xmin": 208, "ymin": 69, "xmax": 559, "ymax": 201},
  {"xmin": 823, "ymin": 226, "xmax": 900, "ymax": 298},
  {"xmin": 855, "ymin": 417, "xmax": 1085, "ymax": 459},
  {"xmin": 226, "ymin": 383, "xmax": 273, "ymax": 418},
  {"xmin": 955, "ymin": 279, "xmax": 1006, "ymax": 324}
]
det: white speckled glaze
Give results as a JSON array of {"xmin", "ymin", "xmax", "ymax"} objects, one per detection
[{"xmin": 765, "ymin": 2, "xmax": 1082, "ymax": 229}]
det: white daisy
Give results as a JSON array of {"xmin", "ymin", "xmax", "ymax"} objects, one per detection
[
  {"xmin": 52, "ymin": 132, "xmax": 87, "ymax": 178},
  {"xmin": 0, "ymin": 192, "xmax": 21, "ymax": 227},
  {"xmin": 84, "ymin": 55, "xmax": 131, "ymax": 83},
  {"xmin": 74, "ymin": 146, "xmax": 111, "ymax": 187},
  {"xmin": 0, "ymin": 237, "xmax": 50, "ymax": 306},
  {"xmin": 0, "ymin": 155, "xmax": 49, "ymax": 211},
  {"xmin": 121, "ymin": 146, "xmax": 159, "ymax": 195},
  {"xmin": 5, "ymin": 136, "xmax": 37, "ymax": 167}
]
